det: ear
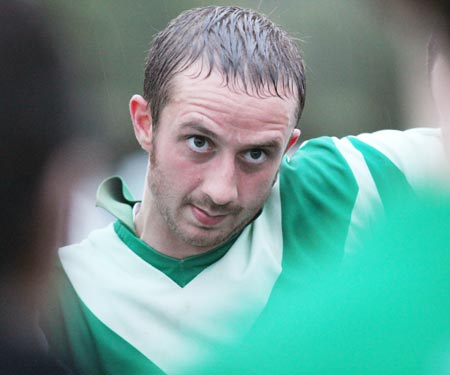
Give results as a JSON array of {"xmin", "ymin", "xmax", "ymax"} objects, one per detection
[
  {"xmin": 285, "ymin": 128, "xmax": 301, "ymax": 153},
  {"xmin": 129, "ymin": 95, "xmax": 153, "ymax": 152}
]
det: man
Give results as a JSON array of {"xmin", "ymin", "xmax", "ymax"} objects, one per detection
[
  {"xmin": 0, "ymin": 1, "xmax": 74, "ymax": 373},
  {"xmin": 42, "ymin": 6, "xmax": 448, "ymax": 374}
]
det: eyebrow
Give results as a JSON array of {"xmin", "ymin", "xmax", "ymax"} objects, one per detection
[
  {"xmin": 181, "ymin": 121, "xmax": 218, "ymax": 141},
  {"xmin": 181, "ymin": 121, "xmax": 284, "ymax": 150}
]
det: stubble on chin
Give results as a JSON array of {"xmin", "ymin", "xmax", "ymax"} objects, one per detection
[{"xmin": 149, "ymin": 167, "xmax": 258, "ymax": 250}]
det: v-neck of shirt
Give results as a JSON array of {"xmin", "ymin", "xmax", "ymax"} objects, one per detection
[{"xmin": 96, "ymin": 176, "xmax": 237, "ymax": 287}]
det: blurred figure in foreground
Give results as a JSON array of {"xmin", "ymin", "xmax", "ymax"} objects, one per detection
[
  {"xmin": 0, "ymin": 1, "xmax": 75, "ymax": 373},
  {"xmin": 218, "ymin": 193, "xmax": 450, "ymax": 375}
]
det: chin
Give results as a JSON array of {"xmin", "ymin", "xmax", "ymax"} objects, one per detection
[
  {"xmin": 184, "ymin": 235, "xmax": 227, "ymax": 249},
  {"xmin": 179, "ymin": 227, "xmax": 233, "ymax": 249}
]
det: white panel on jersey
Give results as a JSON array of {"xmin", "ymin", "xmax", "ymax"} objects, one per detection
[
  {"xmin": 332, "ymin": 137, "xmax": 381, "ymax": 255},
  {"xmin": 60, "ymin": 181, "xmax": 284, "ymax": 374},
  {"xmin": 354, "ymin": 128, "xmax": 450, "ymax": 189}
]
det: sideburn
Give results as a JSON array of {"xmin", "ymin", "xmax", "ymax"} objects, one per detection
[{"xmin": 149, "ymin": 126, "xmax": 158, "ymax": 167}]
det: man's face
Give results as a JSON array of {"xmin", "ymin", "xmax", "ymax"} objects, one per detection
[{"xmin": 145, "ymin": 67, "xmax": 298, "ymax": 252}]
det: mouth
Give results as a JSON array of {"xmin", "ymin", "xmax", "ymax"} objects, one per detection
[{"xmin": 190, "ymin": 205, "xmax": 228, "ymax": 227}]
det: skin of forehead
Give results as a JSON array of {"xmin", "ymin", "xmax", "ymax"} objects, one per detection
[{"xmin": 165, "ymin": 63, "xmax": 299, "ymax": 131}]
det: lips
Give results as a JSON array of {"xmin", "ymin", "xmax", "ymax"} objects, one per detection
[{"xmin": 191, "ymin": 205, "xmax": 227, "ymax": 227}]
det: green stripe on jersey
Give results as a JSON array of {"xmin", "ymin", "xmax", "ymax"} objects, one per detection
[
  {"xmin": 280, "ymin": 136, "xmax": 358, "ymax": 267},
  {"xmin": 114, "ymin": 220, "xmax": 237, "ymax": 287},
  {"xmin": 349, "ymin": 137, "xmax": 415, "ymax": 213}
]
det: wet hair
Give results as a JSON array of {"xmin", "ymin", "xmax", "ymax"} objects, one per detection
[{"xmin": 144, "ymin": 6, "xmax": 306, "ymax": 128}]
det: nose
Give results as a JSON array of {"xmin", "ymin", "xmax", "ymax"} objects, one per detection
[{"xmin": 201, "ymin": 155, "xmax": 238, "ymax": 207}]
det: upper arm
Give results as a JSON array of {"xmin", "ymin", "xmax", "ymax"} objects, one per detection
[{"xmin": 278, "ymin": 129, "xmax": 448, "ymax": 259}]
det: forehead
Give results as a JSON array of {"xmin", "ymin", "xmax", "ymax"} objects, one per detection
[{"xmin": 167, "ymin": 65, "xmax": 298, "ymax": 131}]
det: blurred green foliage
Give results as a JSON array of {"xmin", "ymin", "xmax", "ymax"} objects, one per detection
[{"xmin": 43, "ymin": 0, "xmax": 402, "ymax": 163}]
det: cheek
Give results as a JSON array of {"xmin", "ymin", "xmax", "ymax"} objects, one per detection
[
  {"xmin": 238, "ymin": 168, "xmax": 278, "ymax": 207},
  {"xmin": 162, "ymin": 149, "xmax": 203, "ymax": 188}
]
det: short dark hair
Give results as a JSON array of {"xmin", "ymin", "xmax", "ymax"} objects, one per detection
[{"xmin": 143, "ymin": 6, "xmax": 306, "ymax": 128}]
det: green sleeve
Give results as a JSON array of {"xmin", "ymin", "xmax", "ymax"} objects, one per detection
[{"xmin": 279, "ymin": 136, "xmax": 359, "ymax": 268}]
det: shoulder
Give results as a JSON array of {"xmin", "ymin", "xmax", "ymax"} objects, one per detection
[
  {"xmin": 280, "ymin": 135, "xmax": 359, "ymax": 201},
  {"xmin": 347, "ymin": 127, "xmax": 449, "ymax": 188},
  {"xmin": 349, "ymin": 127, "xmax": 442, "ymax": 153},
  {"xmin": 283, "ymin": 127, "xmax": 448, "ymax": 191},
  {"xmin": 59, "ymin": 223, "xmax": 119, "ymax": 259},
  {"xmin": 278, "ymin": 136, "xmax": 360, "ymax": 264},
  {"xmin": 55, "ymin": 223, "xmax": 124, "ymax": 298},
  {"xmin": 292, "ymin": 127, "xmax": 442, "ymax": 161}
]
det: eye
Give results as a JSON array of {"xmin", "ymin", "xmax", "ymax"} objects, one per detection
[
  {"xmin": 243, "ymin": 149, "xmax": 267, "ymax": 164},
  {"xmin": 187, "ymin": 136, "xmax": 210, "ymax": 153}
]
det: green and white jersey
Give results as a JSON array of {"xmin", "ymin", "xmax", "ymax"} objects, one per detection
[{"xmin": 42, "ymin": 128, "xmax": 448, "ymax": 375}]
